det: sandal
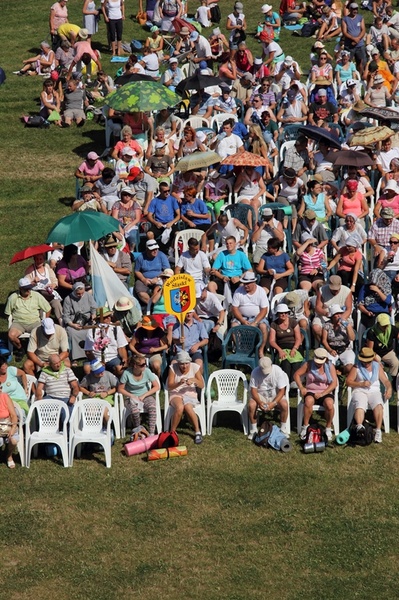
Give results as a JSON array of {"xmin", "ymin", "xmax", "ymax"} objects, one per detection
[{"xmin": 7, "ymin": 459, "xmax": 15, "ymax": 469}]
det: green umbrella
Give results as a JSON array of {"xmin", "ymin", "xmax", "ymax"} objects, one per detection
[
  {"xmin": 46, "ymin": 212, "xmax": 120, "ymax": 245},
  {"xmin": 105, "ymin": 81, "xmax": 180, "ymax": 112}
]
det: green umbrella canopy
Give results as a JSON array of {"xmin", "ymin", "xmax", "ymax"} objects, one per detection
[
  {"xmin": 46, "ymin": 212, "xmax": 120, "ymax": 245},
  {"xmin": 105, "ymin": 81, "xmax": 180, "ymax": 112}
]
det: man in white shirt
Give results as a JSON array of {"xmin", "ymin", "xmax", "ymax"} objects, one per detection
[
  {"xmin": 274, "ymin": 55, "xmax": 302, "ymax": 91},
  {"xmin": 189, "ymin": 30, "xmax": 212, "ymax": 64},
  {"xmin": 248, "ymin": 357, "xmax": 289, "ymax": 438},
  {"xmin": 376, "ymin": 136, "xmax": 399, "ymax": 176},
  {"xmin": 231, "ymin": 271, "xmax": 269, "ymax": 357},
  {"xmin": 140, "ymin": 47, "xmax": 160, "ymax": 77},
  {"xmin": 211, "ymin": 118, "xmax": 244, "ymax": 160},
  {"xmin": 161, "ymin": 57, "xmax": 183, "ymax": 91},
  {"xmin": 195, "ymin": 285, "xmax": 226, "ymax": 335},
  {"xmin": 175, "ymin": 237, "xmax": 211, "ymax": 282}
]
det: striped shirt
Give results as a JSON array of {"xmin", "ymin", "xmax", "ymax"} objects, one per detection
[
  {"xmin": 299, "ymin": 248, "xmax": 324, "ymax": 274},
  {"xmin": 38, "ymin": 367, "xmax": 78, "ymax": 399},
  {"xmin": 368, "ymin": 218, "xmax": 399, "ymax": 251}
]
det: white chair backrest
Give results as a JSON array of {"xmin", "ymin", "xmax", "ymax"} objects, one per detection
[
  {"xmin": 207, "ymin": 370, "xmax": 248, "ymax": 403},
  {"xmin": 28, "ymin": 400, "xmax": 68, "ymax": 432},
  {"xmin": 182, "ymin": 116, "xmax": 210, "ymax": 130},
  {"xmin": 210, "ymin": 113, "xmax": 238, "ymax": 132},
  {"xmin": 174, "ymin": 228, "xmax": 205, "ymax": 263},
  {"xmin": 75, "ymin": 399, "xmax": 110, "ymax": 432}
]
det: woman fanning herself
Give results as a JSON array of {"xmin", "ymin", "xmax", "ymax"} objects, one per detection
[
  {"xmin": 327, "ymin": 235, "xmax": 364, "ymax": 296},
  {"xmin": 167, "ymin": 350, "xmax": 205, "ymax": 445}
]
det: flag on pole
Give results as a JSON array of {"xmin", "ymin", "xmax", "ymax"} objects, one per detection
[{"xmin": 90, "ymin": 243, "xmax": 135, "ymax": 309}]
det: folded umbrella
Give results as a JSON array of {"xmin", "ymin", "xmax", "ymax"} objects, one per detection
[
  {"xmin": 325, "ymin": 149, "xmax": 374, "ymax": 167},
  {"xmin": 46, "ymin": 212, "xmax": 120, "ymax": 245},
  {"xmin": 298, "ymin": 125, "xmax": 342, "ymax": 150},
  {"xmin": 221, "ymin": 150, "xmax": 270, "ymax": 167},
  {"xmin": 10, "ymin": 244, "xmax": 54, "ymax": 265},
  {"xmin": 349, "ymin": 125, "xmax": 394, "ymax": 147},
  {"xmin": 175, "ymin": 151, "xmax": 220, "ymax": 172}
]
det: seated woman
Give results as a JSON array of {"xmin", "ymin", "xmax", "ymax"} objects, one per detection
[
  {"xmin": 235, "ymin": 42, "xmax": 254, "ymax": 76},
  {"xmin": 294, "ymin": 348, "xmax": 338, "ymax": 441},
  {"xmin": 39, "ymin": 79, "xmax": 61, "ymax": 123},
  {"xmin": 247, "ymin": 125, "xmax": 276, "ymax": 181},
  {"xmin": 145, "ymin": 25, "xmax": 164, "ymax": 60},
  {"xmin": 180, "ymin": 186, "xmax": 212, "ymax": 232},
  {"xmin": 334, "ymin": 50, "xmax": 357, "ymax": 87},
  {"xmin": 317, "ymin": 5, "xmax": 341, "ymax": 41},
  {"xmin": 75, "ymin": 151, "xmax": 105, "ymax": 185},
  {"xmin": 274, "ymin": 167, "xmax": 305, "ymax": 232},
  {"xmin": 129, "ymin": 316, "xmax": 169, "ymax": 378},
  {"xmin": 166, "ymin": 350, "xmax": 205, "ymax": 444},
  {"xmin": 380, "ymin": 158, "xmax": 399, "ymax": 191},
  {"xmin": 111, "ymin": 125, "xmax": 143, "ymax": 161},
  {"xmin": 364, "ymin": 73, "xmax": 392, "ymax": 108},
  {"xmin": 63, "ymin": 282, "xmax": 97, "ymax": 362},
  {"xmin": 144, "ymin": 142, "xmax": 174, "ymax": 182},
  {"xmin": 118, "ymin": 354, "xmax": 161, "ymax": 437},
  {"xmin": 0, "ymin": 356, "xmax": 29, "ymax": 418},
  {"xmin": 327, "ymin": 235, "xmax": 364, "ymax": 296},
  {"xmin": 256, "ymin": 237, "xmax": 294, "ymax": 295},
  {"xmin": 311, "ymin": 50, "xmax": 333, "ymax": 84},
  {"xmin": 357, "ymin": 268, "xmax": 392, "ymax": 329},
  {"xmin": 365, "ymin": 313, "xmax": 399, "ymax": 378},
  {"xmin": 0, "ymin": 391, "xmax": 21, "ymax": 469},
  {"xmin": 251, "ymin": 207, "xmax": 285, "ymax": 265},
  {"xmin": 16, "ymin": 41, "xmax": 55, "ymax": 76},
  {"xmin": 154, "ymin": 108, "xmax": 179, "ymax": 141},
  {"xmin": 218, "ymin": 51, "xmax": 237, "ymax": 85},
  {"xmin": 111, "ymin": 187, "xmax": 142, "ymax": 251},
  {"xmin": 331, "ymin": 213, "xmax": 367, "ymax": 252},
  {"xmin": 376, "ymin": 233, "xmax": 399, "ymax": 289},
  {"xmin": 56, "ymin": 244, "xmax": 90, "ymax": 299},
  {"xmin": 177, "ymin": 126, "xmax": 206, "ymax": 158},
  {"xmin": 299, "ymin": 179, "xmax": 332, "ymax": 224},
  {"xmin": 115, "ymin": 147, "xmax": 141, "ymax": 183},
  {"xmin": 336, "ymin": 179, "xmax": 369, "ymax": 227},
  {"xmin": 233, "ymin": 166, "xmax": 267, "ymax": 213},
  {"xmin": 374, "ymin": 180, "xmax": 399, "ymax": 220},
  {"xmin": 146, "ymin": 126, "xmax": 175, "ymax": 160},
  {"xmin": 24, "ymin": 252, "xmax": 63, "ymax": 325},
  {"xmin": 172, "ymin": 168, "xmax": 206, "ymax": 201},
  {"xmin": 295, "ymin": 235, "xmax": 325, "ymax": 292},
  {"xmin": 269, "ymin": 302, "xmax": 304, "ymax": 384},
  {"xmin": 55, "ymin": 39, "xmax": 75, "ymax": 71}
]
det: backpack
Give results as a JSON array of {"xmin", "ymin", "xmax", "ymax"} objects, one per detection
[
  {"xmin": 23, "ymin": 116, "xmax": 49, "ymax": 129},
  {"xmin": 300, "ymin": 21, "xmax": 319, "ymax": 37},
  {"xmin": 349, "ymin": 420, "xmax": 374, "ymax": 446},
  {"xmin": 253, "ymin": 420, "xmax": 273, "ymax": 447},
  {"xmin": 157, "ymin": 431, "xmax": 179, "ymax": 448},
  {"xmin": 302, "ymin": 423, "xmax": 328, "ymax": 452},
  {"xmin": 210, "ymin": 5, "xmax": 221, "ymax": 23},
  {"xmin": 207, "ymin": 330, "xmax": 222, "ymax": 362}
]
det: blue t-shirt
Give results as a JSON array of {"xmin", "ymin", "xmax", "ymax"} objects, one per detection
[
  {"xmin": 180, "ymin": 198, "xmax": 211, "ymax": 225},
  {"xmin": 261, "ymin": 251, "xmax": 290, "ymax": 274},
  {"xmin": 343, "ymin": 14, "xmax": 364, "ymax": 48},
  {"xmin": 148, "ymin": 195, "xmax": 180, "ymax": 224},
  {"xmin": 135, "ymin": 250, "xmax": 170, "ymax": 278},
  {"xmin": 213, "ymin": 249, "xmax": 252, "ymax": 277}
]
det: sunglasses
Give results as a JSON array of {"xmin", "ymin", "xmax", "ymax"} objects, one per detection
[
  {"xmin": 136, "ymin": 363, "xmax": 147, "ymax": 367},
  {"xmin": 390, "ymin": 240, "xmax": 399, "ymax": 244}
]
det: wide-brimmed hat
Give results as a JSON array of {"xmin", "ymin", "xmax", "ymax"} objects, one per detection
[
  {"xmin": 314, "ymin": 348, "xmax": 328, "ymax": 364},
  {"xmin": 103, "ymin": 234, "xmax": 118, "ymax": 248},
  {"xmin": 358, "ymin": 347, "xmax": 375, "ymax": 362},
  {"xmin": 284, "ymin": 291, "xmax": 300, "ymax": 308},
  {"xmin": 96, "ymin": 307, "xmax": 113, "ymax": 319},
  {"xmin": 240, "ymin": 271, "xmax": 257, "ymax": 284},
  {"xmin": 141, "ymin": 316, "xmax": 157, "ymax": 330},
  {"xmin": 329, "ymin": 275, "xmax": 342, "ymax": 291},
  {"xmin": 314, "ymin": 77, "xmax": 331, "ymax": 86},
  {"xmin": 303, "ymin": 209, "xmax": 317, "ymax": 220},
  {"xmin": 329, "ymin": 304, "xmax": 343, "ymax": 317},
  {"xmin": 78, "ymin": 28, "xmax": 89, "ymax": 40},
  {"xmin": 261, "ymin": 3, "xmax": 272, "ymax": 12},
  {"xmin": 114, "ymin": 296, "xmax": 134, "ymax": 311},
  {"xmin": 160, "ymin": 268, "xmax": 174, "ymax": 278},
  {"xmin": 180, "ymin": 26, "xmax": 190, "ymax": 35},
  {"xmin": 276, "ymin": 303, "xmax": 290, "ymax": 314}
]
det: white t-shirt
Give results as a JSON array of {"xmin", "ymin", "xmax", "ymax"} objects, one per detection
[
  {"xmin": 196, "ymin": 291, "xmax": 224, "ymax": 318},
  {"xmin": 195, "ymin": 36, "xmax": 212, "ymax": 59},
  {"xmin": 376, "ymin": 148, "xmax": 399, "ymax": 173},
  {"xmin": 227, "ymin": 12, "xmax": 245, "ymax": 42},
  {"xmin": 250, "ymin": 364, "xmax": 287, "ymax": 401},
  {"xmin": 196, "ymin": 5, "xmax": 210, "ymax": 27},
  {"xmin": 263, "ymin": 41, "xmax": 283, "ymax": 60},
  {"xmin": 232, "ymin": 284, "xmax": 269, "ymax": 318},
  {"xmin": 84, "ymin": 324, "xmax": 127, "ymax": 362},
  {"xmin": 176, "ymin": 250, "xmax": 210, "ymax": 282},
  {"xmin": 141, "ymin": 53, "xmax": 159, "ymax": 75},
  {"xmin": 278, "ymin": 176, "xmax": 304, "ymax": 202},
  {"xmin": 217, "ymin": 133, "xmax": 243, "ymax": 159}
]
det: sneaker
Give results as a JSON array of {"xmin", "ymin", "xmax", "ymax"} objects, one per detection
[
  {"xmin": 356, "ymin": 424, "xmax": 365, "ymax": 433},
  {"xmin": 247, "ymin": 428, "xmax": 257, "ymax": 440},
  {"xmin": 280, "ymin": 423, "xmax": 289, "ymax": 436},
  {"xmin": 194, "ymin": 432, "xmax": 203, "ymax": 444},
  {"xmin": 374, "ymin": 429, "xmax": 382, "ymax": 443},
  {"xmin": 325, "ymin": 427, "xmax": 333, "ymax": 441},
  {"xmin": 300, "ymin": 425, "xmax": 307, "ymax": 441}
]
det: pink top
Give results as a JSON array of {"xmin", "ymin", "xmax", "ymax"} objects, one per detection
[
  {"xmin": 114, "ymin": 139, "xmax": 142, "ymax": 157},
  {"xmin": 305, "ymin": 368, "xmax": 329, "ymax": 393},
  {"xmin": 299, "ymin": 247, "xmax": 324, "ymax": 274},
  {"xmin": 73, "ymin": 41, "xmax": 98, "ymax": 63},
  {"xmin": 341, "ymin": 192, "xmax": 364, "ymax": 217},
  {"xmin": 0, "ymin": 393, "xmax": 10, "ymax": 419},
  {"xmin": 78, "ymin": 159, "xmax": 105, "ymax": 176},
  {"xmin": 378, "ymin": 195, "xmax": 399, "ymax": 213},
  {"xmin": 56, "ymin": 256, "xmax": 87, "ymax": 284},
  {"xmin": 338, "ymin": 247, "xmax": 362, "ymax": 272},
  {"xmin": 51, "ymin": 2, "xmax": 68, "ymax": 29}
]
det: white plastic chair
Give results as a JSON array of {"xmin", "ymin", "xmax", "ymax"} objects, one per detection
[
  {"xmin": 210, "ymin": 113, "xmax": 238, "ymax": 132},
  {"xmin": 25, "ymin": 400, "xmax": 70, "ymax": 468},
  {"xmin": 347, "ymin": 386, "xmax": 390, "ymax": 433},
  {"xmin": 174, "ymin": 228, "xmax": 205, "ymax": 263},
  {"xmin": 12, "ymin": 402, "xmax": 26, "ymax": 467},
  {"xmin": 69, "ymin": 399, "xmax": 114, "ymax": 468},
  {"xmin": 297, "ymin": 385, "xmax": 340, "ymax": 435},
  {"xmin": 164, "ymin": 388, "xmax": 206, "ymax": 435},
  {"xmin": 182, "ymin": 116, "xmax": 210, "ymax": 129},
  {"xmin": 76, "ymin": 391, "xmax": 121, "ymax": 439},
  {"xmin": 206, "ymin": 370, "xmax": 249, "ymax": 435},
  {"xmin": 117, "ymin": 375, "xmax": 163, "ymax": 438}
]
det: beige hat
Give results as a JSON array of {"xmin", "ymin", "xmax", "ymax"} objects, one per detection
[
  {"xmin": 259, "ymin": 357, "xmax": 272, "ymax": 375},
  {"xmin": 329, "ymin": 275, "xmax": 342, "ymax": 291},
  {"xmin": 78, "ymin": 28, "xmax": 89, "ymax": 40},
  {"xmin": 314, "ymin": 348, "xmax": 328, "ymax": 364}
]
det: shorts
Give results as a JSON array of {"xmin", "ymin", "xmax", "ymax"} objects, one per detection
[
  {"xmin": 277, "ymin": 197, "xmax": 298, "ymax": 218},
  {"xmin": 170, "ymin": 393, "xmax": 199, "ymax": 406},
  {"xmin": 298, "ymin": 272, "xmax": 324, "ymax": 285},
  {"xmin": 105, "ymin": 356, "xmax": 122, "ymax": 371},
  {"xmin": 148, "ymin": 353, "xmax": 162, "ymax": 364},
  {"xmin": 9, "ymin": 321, "xmax": 41, "ymax": 334},
  {"xmin": 304, "ymin": 391, "xmax": 334, "ymax": 405},
  {"xmin": 351, "ymin": 389, "xmax": 383, "ymax": 412},
  {"xmin": 231, "ymin": 315, "xmax": 269, "ymax": 327},
  {"xmin": 64, "ymin": 109, "xmax": 86, "ymax": 121},
  {"xmin": 134, "ymin": 279, "xmax": 153, "ymax": 296},
  {"xmin": 190, "ymin": 351, "xmax": 203, "ymax": 362},
  {"xmin": 260, "ymin": 275, "xmax": 288, "ymax": 291},
  {"xmin": 328, "ymin": 347, "xmax": 355, "ymax": 366}
]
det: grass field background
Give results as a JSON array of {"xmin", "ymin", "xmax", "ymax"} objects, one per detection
[{"xmin": 0, "ymin": 2, "xmax": 395, "ymax": 599}]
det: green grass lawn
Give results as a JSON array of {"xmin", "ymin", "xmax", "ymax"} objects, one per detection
[{"xmin": 0, "ymin": 2, "xmax": 396, "ymax": 599}]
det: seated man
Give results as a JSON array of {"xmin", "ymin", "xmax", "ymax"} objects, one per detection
[
  {"xmin": 134, "ymin": 239, "xmax": 170, "ymax": 305},
  {"xmin": 93, "ymin": 167, "xmax": 120, "ymax": 212},
  {"xmin": 282, "ymin": 137, "xmax": 314, "ymax": 184},
  {"xmin": 35, "ymin": 353, "xmax": 79, "ymax": 415},
  {"xmin": 248, "ymin": 357, "xmax": 289, "ymax": 439},
  {"xmin": 322, "ymin": 305, "xmax": 356, "ymax": 375},
  {"xmin": 179, "ymin": 187, "xmax": 212, "ymax": 232},
  {"xmin": 126, "ymin": 167, "xmax": 156, "ymax": 212},
  {"xmin": 365, "ymin": 313, "xmax": 399, "ymax": 378},
  {"xmin": 175, "ymin": 237, "xmax": 211, "ymax": 284},
  {"xmin": 24, "ymin": 318, "xmax": 70, "ymax": 376},
  {"xmin": 72, "ymin": 185, "xmax": 108, "ymax": 213},
  {"xmin": 276, "ymin": 85, "xmax": 308, "ymax": 126},
  {"xmin": 308, "ymin": 88, "xmax": 338, "ymax": 127},
  {"xmin": 210, "ymin": 235, "xmax": 252, "ymax": 297},
  {"xmin": 231, "ymin": 271, "xmax": 269, "ymax": 358},
  {"xmin": 144, "ymin": 142, "xmax": 175, "ymax": 182},
  {"xmin": 146, "ymin": 181, "xmax": 181, "ymax": 252},
  {"xmin": 293, "ymin": 209, "xmax": 328, "ymax": 250},
  {"xmin": 346, "ymin": 347, "xmax": 392, "ymax": 444},
  {"xmin": 312, "ymin": 275, "xmax": 353, "ymax": 343},
  {"xmin": 61, "ymin": 78, "xmax": 88, "ymax": 127},
  {"xmin": 79, "ymin": 358, "xmax": 118, "ymax": 402},
  {"xmin": 100, "ymin": 235, "xmax": 132, "ymax": 286},
  {"xmin": 195, "ymin": 284, "xmax": 226, "ymax": 335},
  {"xmin": 5, "ymin": 278, "xmax": 51, "ymax": 360},
  {"xmin": 84, "ymin": 307, "xmax": 128, "ymax": 377},
  {"xmin": 172, "ymin": 310, "xmax": 209, "ymax": 372}
]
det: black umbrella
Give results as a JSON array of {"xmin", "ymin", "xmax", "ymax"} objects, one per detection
[
  {"xmin": 360, "ymin": 106, "xmax": 399, "ymax": 123},
  {"xmin": 114, "ymin": 73, "xmax": 156, "ymax": 86},
  {"xmin": 298, "ymin": 125, "xmax": 342, "ymax": 150},
  {"xmin": 325, "ymin": 149, "xmax": 374, "ymax": 167},
  {"xmin": 176, "ymin": 73, "xmax": 223, "ymax": 94}
]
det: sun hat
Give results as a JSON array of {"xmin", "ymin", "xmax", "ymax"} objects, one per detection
[
  {"xmin": 329, "ymin": 275, "xmax": 342, "ymax": 291},
  {"xmin": 384, "ymin": 180, "xmax": 399, "ymax": 193},
  {"xmin": 259, "ymin": 357, "xmax": 272, "ymax": 375},
  {"xmin": 176, "ymin": 350, "xmax": 192, "ymax": 363},
  {"xmin": 87, "ymin": 151, "xmax": 99, "ymax": 160},
  {"xmin": 114, "ymin": 296, "xmax": 134, "ymax": 311},
  {"xmin": 358, "ymin": 347, "xmax": 375, "ymax": 362},
  {"xmin": 276, "ymin": 303, "xmax": 290, "ymax": 313},
  {"xmin": 141, "ymin": 316, "xmax": 157, "ymax": 330},
  {"xmin": 18, "ymin": 277, "xmax": 33, "ymax": 289},
  {"xmin": 284, "ymin": 56, "xmax": 294, "ymax": 66},
  {"xmin": 377, "ymin": 313, "xmax": 391, "ymax": 326},
  {"xmin": 180, "ymin": 26, "xmax": 190, "ymax": 35},
  {"xmin": 381, "ymin": 206, "xmax": 395, "ymax": 218},
  {"xmin": 303, "ymin": 209, "xmax": 317, "ymax": 220},
  {"xmin": 121, "ymin": 185, "xmax": 136, "ymax": 195},
  {"xmin": 374, "ymin": 74, "xmax": 384, "ymax": 84},
  {"xmin": 314, "ymin": 41, "xmax": 325, "ymax": 49},
  {"xmin": 122, "ymin": 147, "xmax": 135, "ymax": 157},
  {"xmin": 78, "ymin": 28, "xmax": 89, "ymax": 40},
  {"xmin": 329, "ymin": 304, "xmax": 344, "ymax": 317},
  {"xmin": 81, "ymin": 185, "xmax": 93, "ymax": 193},
  {"xmin": 126, "ymin": 166, "xmax": 141, "ymax": 181},
  {"xmin": 261, "ymin": 3, "xmax": 272, "ymax": 12},
  {"xmin": 41, "ymin": 317, "xmax": 55, "ymax": 335},
  {"xmin": 146, "ymin": 239, "xmax": 159, "ymax": 250},
  {"xmin": 90, "ymin": 359, "xmax": 105, "ymax": 375},
  {"xmin": 103, "ymin": 234, "xmax": 118, "ymax": 248},
  {"xmin": 314, "ymin": 348, "xmax": 328, "ymax": 364},
  {"xmin": 160, "ymin": 268, "xmax": 174, "ymax": 278},
  {"xmin": 240, "ymin": 271, "xmax": 257, "ymax": 284},
  {"xmin": 96, "ymin": 307, "xmax": 113, "ymax": 319},
  {"xmin": 254, "ymin": 57, "xmax": 263, "ymax": 66},
  {"xmin": 284, "ymin": 291, "xmax": 300, "ymax": 308},
  {"xmin": 189, "ymin": 31, "xmax": 199, "ymax": 42}
]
